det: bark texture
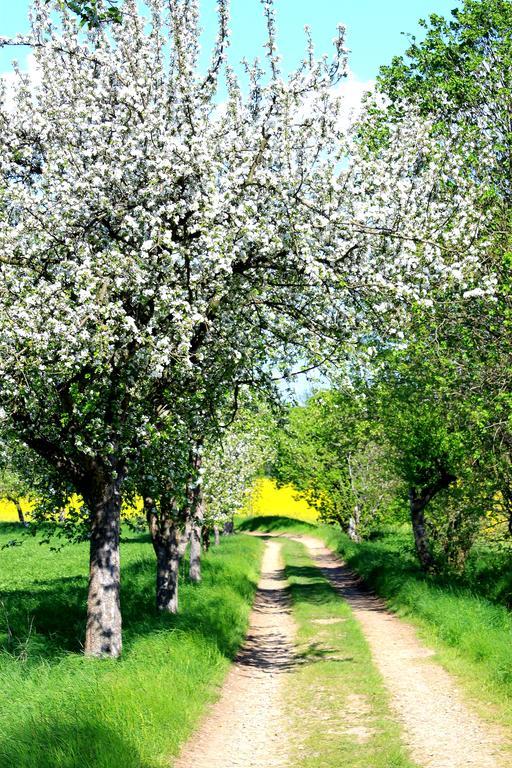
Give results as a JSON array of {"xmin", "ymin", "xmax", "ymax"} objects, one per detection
[
  {"xmin": 155, "ymin": 531, "xmax": 181, "ymax": 613},
  {"xmin": 213, "ymin": 525, "xmax": 220, "ymax": 547},
  {"xmin": 347, "ymin": 506, "xmax": 361, "ymax": 543},
  {"xmin": 189, "ymin": 500, "xmax": 203, "ymax": 584},
  {"xmin": 84, "ymin": 476, "xmax": 123, "ymax": 658},
  {"xmin": 409, "ymin": 493, "xmax": 435, "ymax": 573},
  {"xmin": 147, "ymin": 499, "xmax": 191, "ymax": 613}
]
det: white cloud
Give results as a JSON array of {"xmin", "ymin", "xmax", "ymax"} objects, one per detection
[
  {"xmin": 1, "ymin": 53, "xmax": 40, "ymax": 112},
  {"xmin": 335, "ymin": 70, "xmax": 375, "ymax": 130}
]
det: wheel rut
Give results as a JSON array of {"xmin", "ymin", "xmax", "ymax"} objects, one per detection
[
  {"xmin": 295, "ymin": 534, "xmax": 512, "ymax": 768},
  {"xmin": 173, "ymin": 539, "xmax": 295, "ymax": 768}
]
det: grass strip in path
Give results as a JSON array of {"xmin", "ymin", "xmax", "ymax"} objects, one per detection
[{"xmin": 280, "ymin": 537, "xmax": 417, "ymax": 768}]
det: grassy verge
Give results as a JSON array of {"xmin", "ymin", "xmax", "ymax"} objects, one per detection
[
  {"xmin": 0, "ymin": 524, "xmax": 263, "ymax": 768},
  {"xmin": 238, "ymin": 513, "xmax": 319, "ymax": 535},
  {"xmin": 241, "ymin": 514, "xmax": 512, "ymax": 729},
  {"xmin": 281, "ymin": 538, "xmax": 416, "ymax": 768}
]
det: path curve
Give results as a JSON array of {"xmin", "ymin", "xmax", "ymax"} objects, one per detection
[
  {"xmin": 297, "ymin": 534, "xmax": 512, "ymax": 768},
  {"xmin": 174, "ymin": 539, "xmax": 295, "ymax": 768}
]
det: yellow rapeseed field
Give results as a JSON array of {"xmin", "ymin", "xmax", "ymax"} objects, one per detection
[
  {"xmin": 0, "ymin": 494, "xmax": 144, "ymax": 522},
  {"xmin": 0, "ymin": 478, "xmax": 316, "ymax": 523},
  {"xmin": 243, "ymin": 477, "xmax": 318, "ymax": 521},
  {"xmin": 0, "ymin": 497, "xmax": 34, "ymax": 522}
]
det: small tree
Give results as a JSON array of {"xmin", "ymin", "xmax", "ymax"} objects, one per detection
[
  {"xmin": 202, "ymin": 403, "xmax": 275, "ymax": 544},
  {"xmin": 0, "ymin": 468, "xmax": 30, "ymax": 525}
]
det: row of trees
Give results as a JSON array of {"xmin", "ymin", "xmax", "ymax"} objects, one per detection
[
  {"xmin": 274, "ymin": 0, "xmax": 512, "ymax": 572},
  {"xmin": 0, "ymin": 0, "xmax": 496, "ymax": 655}
]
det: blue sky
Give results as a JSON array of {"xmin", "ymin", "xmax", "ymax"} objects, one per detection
[{"xmin": 1, "ymin": 1, "xmax": 460, "ymax": 80}]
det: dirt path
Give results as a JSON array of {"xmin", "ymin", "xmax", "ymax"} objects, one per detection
[
  {"xmin": 173, "ymin": 539, "xmax": 295, "ymax": 768},
  {"xmin": 297, "ymin": 534, "xmax": 512, "ymax": 768}
]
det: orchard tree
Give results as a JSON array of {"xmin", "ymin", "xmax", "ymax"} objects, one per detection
[
  {"xmin": 201, "ymin": 400, "xmax": 275, "ymax": 551},
  {"xmin": 361, "ymin": 0, "xmax": 512, "ymax": 569},
  {"xmin": 370, "ymin": 328, "xmax": 483, "ymax": 572},
  {"xmin": 275, "ymin": 388, "xmax": 399, "ymax": 541},
  {"xmin": 0, "ymin": 0, "xmax": 485, "ymax": 656}
]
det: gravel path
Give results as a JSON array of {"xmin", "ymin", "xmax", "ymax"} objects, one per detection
[
  {"xmin": 173, "ymin": 539, "xmax": 295, "ymax": 768},
  {"xmin": 297, "ymin": 534, "xmax": 512, "ymax": 768}
]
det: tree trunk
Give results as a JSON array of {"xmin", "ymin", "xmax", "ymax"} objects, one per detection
[
  {"xmin": 84, "ymin": 476, "xmax": 123, "ymax": 658},
  {"xmin": 222, "ymin": 519, "xmax": 234, "ymax": 535},
  {"xmin": 409, "ymin": 491, "xmax": 435, "ymax": 573},
  {"xmin": 189, "ymin": 500, "xmax": 203, "ymax": 584},
  {"xmin": 213, "ymin": 524, "xmax": 220, "ymax": 547},
  {"xmin": 409, "ymin": 470, "xmax": 456, "ymax": 574},
  {"xmin": 155, "ymin": 531, "xmax": 181, "ymax": 613},
  {"xmin": 10, "ymin": 497, "xmax": 27, "ymax": 527},
  {"xmin": 203, "ymin": 526, "xmax": 211, "ymax": 552},
  {"xmin": 146, "ymin": 499, "xmax": 192, "ymax": 614},
  {"xmin": 347, "ymin": 506, "xmax": 361, "ymax": 543},
  {"xmin": 346, "ymin": 455, "xmax": 362, "ymax": 543}
]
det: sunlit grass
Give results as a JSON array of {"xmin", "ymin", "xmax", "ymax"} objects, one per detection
[
  {"xmin": 0, "ymin": 523, "xmax": 263, "ymax": 768},
  {"xmin": 242, "ymin": 477, "xmax": 318, "ymax": 521}
]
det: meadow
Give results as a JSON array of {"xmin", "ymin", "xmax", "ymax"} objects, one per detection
[{"xmin": 0, "ymin": 523, "xmax": 263, "ymax": 768}]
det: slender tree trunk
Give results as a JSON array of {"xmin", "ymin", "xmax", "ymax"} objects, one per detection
[
  {"xmin": 203, "ymin": 526, "xmax": 211, "ymax": 552},
  {"xmin": 84, "ymin": 476, "xmax": 123, "ymax": 658},
  {"xmin": 10, "ymin": 497, "xmax": 27, "ymax": 527},
  {"xmin": 222, "ymin": 519, "xmax": 234, "ymax": 535},
  {"xmin": 213, "ymin": 524, "xmax": 220, "ymax": 547},
  {"xmin": 346, "ymin": 455, "xmax": 362, "ymax": 542},
  {"xmin": 409, "ymin": 491, "xmax": 435, "ymax": 573},
  {"xmin": 347, "ymin": 505, "xmax": 361, "ymax": 543},
  {"xmin": 189, "ymin": 499, "xmax": 203, "ymax": 584}
]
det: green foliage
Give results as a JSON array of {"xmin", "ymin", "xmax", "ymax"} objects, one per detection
[
  {"xmin": 378, "ymin": 0, "xmax": 512, "ymax": 200},
  {"xmin": 50, "ymin": 0, "xmax": 123, "ymax": 28},
  {"xmin": 0, "ymin": 525, "xmax": 263, "ymax": 768}
]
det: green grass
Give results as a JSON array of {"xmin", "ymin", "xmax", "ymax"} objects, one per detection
[
  {"xmin": 0, "ymin": 523, "xmax": 263, "ymax": 768},
  {"xmin": 281, "ymin": 538, "xmax": 416, "ymax": 768},
  {"xmin": 238, "ymin": 513, "xmax": 319, "ymax": 535}
]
